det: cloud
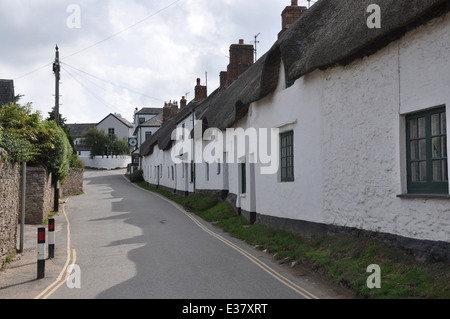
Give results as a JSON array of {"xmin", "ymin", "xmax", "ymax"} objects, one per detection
[{"xmin": 1, "ymin": 0, "xmax": 311, "ymax": 124}]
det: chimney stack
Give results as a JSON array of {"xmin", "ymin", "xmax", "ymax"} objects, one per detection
[
  {"xmin": 194, "ymin": 78, "xmax": 207, "ymax": 101},
  {"xmin": 163, "ymin": 101, "xmax": 179, "ymax": 124},
  {"xmin": 180, "ymin": 96, "xmax": 187, "ymax": 109},
  {"xmin": 279, "ymin": 0, "xmax": 307, "ymax": 38},
  {"xmin": 220, "ymin": 71, "xmax": 228, "ymax": 89},
  {"xmin": 171, "ymin": 101, "xmax": 178, "ymax": 115},
  {"xmin": 226, "ymin": 39, "xmax": 254, "ymax": 87}
]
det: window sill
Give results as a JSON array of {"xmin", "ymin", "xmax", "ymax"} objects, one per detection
[{"xmin": 397, "ymin": 194, "xmax": 450, "ymax": 200}]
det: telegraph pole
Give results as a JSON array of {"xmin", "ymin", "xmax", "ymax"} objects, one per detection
[
  {"xmin": 53, "ymin": 45, "xmax": 61, "ymax": 212},
  {"xmin": 53, "ymin": 45, "xmax": 60, "ymax": 126}
]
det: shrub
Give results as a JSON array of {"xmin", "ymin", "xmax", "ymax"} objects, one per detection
[{"xmin": 129, "ymin": 169, "xmax": 144, "ymax": 182}]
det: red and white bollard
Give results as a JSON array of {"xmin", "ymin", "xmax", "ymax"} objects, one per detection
[
  {"xmin": 48, "ymin": 219, "xmax": 55, "ymax": 259},
  {"xmin": 37, "ymin": 227, "xmax": 46, "ymax": 279}
]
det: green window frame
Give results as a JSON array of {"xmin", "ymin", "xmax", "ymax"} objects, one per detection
[
  {"xmin": 406, "ymin": 106, "xmax": 448, "ymax": 194},
  {"xmin": 241, "ymin": 162, "xmax": 247, "ymax": 194},
  {"xmin": 280, "ymin": 131, "xmax": 294, "ymax": 182}
]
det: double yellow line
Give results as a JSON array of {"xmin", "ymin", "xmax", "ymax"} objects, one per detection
[
  {"xmin": 130, "ymin": 179, "xmax": 319, "ymax": 300},
  {"xmin": 182, "ymin": 210, "xmax": 319, "ymax": 299},
  {"xmin": 35, "ymin": 201, "xmax": 77, "ymax": 299}
]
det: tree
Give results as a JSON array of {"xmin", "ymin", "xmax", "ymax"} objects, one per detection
[
  {"xmin": 83, "ymin": 127, "xmax": 109, "ymax": 159},
  {"xmin": 83, "ymin": 127, "xmax": 132, "ymax": 158},
  {"xmin": 110, "ymin": 136, "xmax": 132, "ymax": 156}
]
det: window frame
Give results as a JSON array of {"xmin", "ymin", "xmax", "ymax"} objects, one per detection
[
  {"xmin": 406, "ymin": 106, "xmax": 448, "ymax": 194},
  {"xmin": 241, "ymin": 162, "xmax": 247, "ymax": 194},
  {"xmin": 280, "ymin": 131, "xmax": 295, "ymax": 182}
]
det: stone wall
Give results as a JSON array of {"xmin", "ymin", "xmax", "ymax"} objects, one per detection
[
  {"xmin": 19, "ymin": 166, "xmax": 54, "ymax": 225},
  {"xmin": 62, "ymin": 167, "xmax": 84, "ymax": 197},
  {"xmin": 0, "ymin": 148, "xmax": 20, "ymax": 265}
]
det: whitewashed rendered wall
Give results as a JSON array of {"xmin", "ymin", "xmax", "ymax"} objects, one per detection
[
  {"xmin": 244, "ymin": 13, "xmax": 450, "ymax": 243},
  {"xmin": 97, "ymin": 116, "xmax": 131, "ymax": 141},
  {"xmin": 80, "ymin": 156, "xmax": 131, "ymax": 170}
]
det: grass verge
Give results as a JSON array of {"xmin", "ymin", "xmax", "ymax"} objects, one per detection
[{"xmin": 134, "ymin": 181, "xmax": 450, "ymax": 299}]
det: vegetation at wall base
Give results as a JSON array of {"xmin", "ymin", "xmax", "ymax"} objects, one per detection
[{"xmin": 133, "ymin": 179, "xmax": 450, "ymax": 299}]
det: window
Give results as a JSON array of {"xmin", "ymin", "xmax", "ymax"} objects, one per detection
[
  {"xmin": 108, "ymin": 128, "xmax": 115, "ymax": 139},
  {"xmin": 145, "ymin": 131, "xmax": 152, "ymax": 141},
  {"xmin": 139, "ymin": 118, "xmax": 145, "ymax": 124},
  {"xmin": 280, "ymin": 131, "xmax": 294, "ymax": 182},
  {"xmin": 241, "ymin": 162, "xmax": 246, "ymax": 194},
  {"xmin": 406, "ymin": 106, "xmax": 447, "ymax": 194}
]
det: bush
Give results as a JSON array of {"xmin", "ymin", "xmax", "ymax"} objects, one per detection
[
  {"xmin": 69, "ymin": 154, "xmax": 85, "ymax": 168},
  {"xmin": 0, "ymin": 103, "xmax": 74, "ymax": 184},
  {"xmin": 129, "ymin": 169, "xmax": 144, "ymax": 182}
]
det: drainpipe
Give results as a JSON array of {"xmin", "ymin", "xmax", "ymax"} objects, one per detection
[{"xmin": 192, "ymin": 108, "xmax": 196, "ymax": 194}]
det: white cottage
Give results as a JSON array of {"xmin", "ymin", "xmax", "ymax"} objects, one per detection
[{"xmin": 141, "ymin": 0, "xmax": 450, "ymax": 262}]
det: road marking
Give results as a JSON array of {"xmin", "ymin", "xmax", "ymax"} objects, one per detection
[
  {"xmin": 35, "ymin": 201, "xmax": 76, "ymax": 299},
  {"xmin": 125, "ymin": 176, "xmax": 319, "ymax": 299}
]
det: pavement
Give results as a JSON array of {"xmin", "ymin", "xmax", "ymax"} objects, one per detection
[{"xmin": 0, "ymin": 201, "xmax": 70, "ymax": 299}]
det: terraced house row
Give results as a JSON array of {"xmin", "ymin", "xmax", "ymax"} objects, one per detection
[{"xmin": 134, "ymin": 0, "xmax": 450, "ymax": 263}]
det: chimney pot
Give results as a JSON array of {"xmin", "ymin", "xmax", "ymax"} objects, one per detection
[
  {"xmin": 239, "ymin": 39, "xmax": 244, "ymax": 44},
  {"xmin": 292, "ymin": 0, "xmax": 298, "ymax": 6}
]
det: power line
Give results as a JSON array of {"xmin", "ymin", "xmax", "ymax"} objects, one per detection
[
  {"xmin": 62, "ymin": 0, "xmax": 183, "ymax": 60},
  {"xmin": 14, "ymin": 62, "xmax": 52, "ymax": 81},
  {"xmin": 61, "ymin": 65, "xmax": 123, "ymax": 114},
  {"xmin": 61, "ymin": 62, "xmax": 165, "ymax": 103},
  {"xmin": 62, "ymin": 63, "xmax": 146, "ymax": 109},
  {"xmin": 13, "ymin": 0, "xmax": 183, "ymax": 81}
]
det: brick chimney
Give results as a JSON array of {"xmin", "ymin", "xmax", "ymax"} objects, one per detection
[
  {"xmin": 220, "ymin": 71, "xmax": 228, "ymax": 89},
  {"xmin": 279, "ymin": 0, "xmax": 307, "ymax": 38},
  {"xmin": 180, "ymin": 96, "xmax": 187, "ymax": 109},
  {"xmin": 163, "ymin": 102, "xmax": 171, "ymax": 124},
  {"xmin": 226, "ymin": 39, "xmax": 254, "ymax": 87},
  {"xmin": 171, "ymin": 101, "xmax": 178, "ymax": 116},
  {"xmin": 163, "ymin": 101, "xmax": 179, "ymax": 123},
  {"xmin": 194, "ymin": 78, "xmax": 207, "ymax": 101}
]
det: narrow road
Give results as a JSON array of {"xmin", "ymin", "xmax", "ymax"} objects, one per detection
[{"xmin": 42, "ymin": 169, "xmax": 347, "ymax": 299}]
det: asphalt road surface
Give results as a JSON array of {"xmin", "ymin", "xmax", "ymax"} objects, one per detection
[{"xmin": 1, "ymin": 169, "xmax": 353, "ymax": 301}]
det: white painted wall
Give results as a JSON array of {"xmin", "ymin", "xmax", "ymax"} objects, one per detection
[
  {"xmin": 97, "ymin": 115, "xmax": 131, "ymax": 141},
  {"xmin": 241, "ymin": 12, "xmax": 450, "ymax": 243},
  {"xmin": 139, "ymin": 13, "xmax": 450, "ymax": 244},
  {"xmin": 80, "ymin": 156, "xmax": 131, "ymax": 170}
]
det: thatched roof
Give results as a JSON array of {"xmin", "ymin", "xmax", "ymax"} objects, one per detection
[
  {"xmin": 139, "ymin": 97, "xmax": 207, "ymax": 156},
  {"xmin": 276, "ymin": 0, "xmax": 450, "ymax": 86},
  {"xmin": 140, "ymin": 0, "xmax": 450, "ymax": 157}
]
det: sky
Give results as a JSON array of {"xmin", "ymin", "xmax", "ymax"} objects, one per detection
[{"xmin": 0, "ymin": 0, "xmax": 314, "ymax": 124}]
